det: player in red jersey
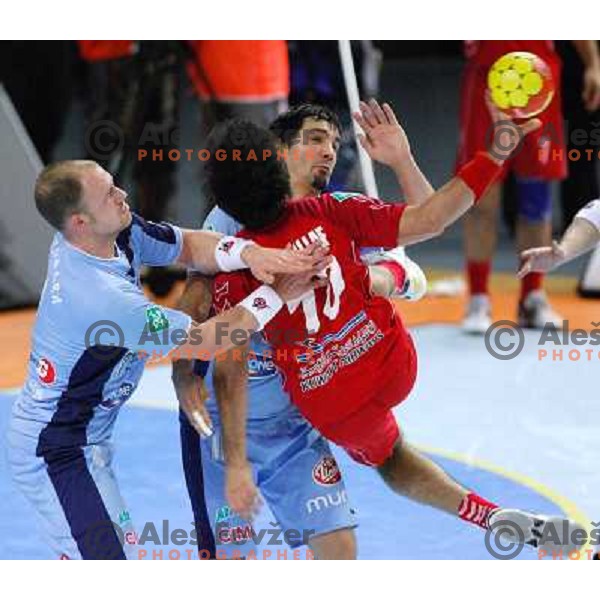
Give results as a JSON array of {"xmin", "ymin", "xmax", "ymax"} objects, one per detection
[
  {"xmin": 202, "ymin": 102, "xmax": 586, "ymax": 557},
  {"xmin": 458, "ymin": 40, "xmax": 600, "ymax": 333}
]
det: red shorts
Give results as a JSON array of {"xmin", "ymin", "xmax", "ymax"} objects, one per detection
[
  {"xmin": 455, "ymin": 61, "xmax": 567, "ymax": 181},
  {"xmin": 318, "ymin": 332, "xmax": 417, "ymax": 467}
]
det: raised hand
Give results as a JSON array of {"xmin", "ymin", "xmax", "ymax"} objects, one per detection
[
  {"xmin": 352, "ymin": 98, "xmax": 411, "ymax": 168},
  {"xmin": 485, "ymin": 92, "xmax": 542, "ymax": 164}
]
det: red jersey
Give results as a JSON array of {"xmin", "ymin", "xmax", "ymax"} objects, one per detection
[{"xmin": 212, "ymin": 192, "xmax": 417, "ymax": 430}]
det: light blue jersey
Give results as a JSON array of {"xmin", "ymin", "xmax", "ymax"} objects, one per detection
[
  {"xmin": 8, "ymin": 213, "xmax": 192, "ymax": 559},
  {"xmin": 202, "ymin": 206, "xmax": 291, "ymax": 420},
  {"xmin": 10, "ymin": 214, "xmax": 190, "ymax": 449}
]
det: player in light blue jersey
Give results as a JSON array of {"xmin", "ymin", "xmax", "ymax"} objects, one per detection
[
  {"xmin": 7, "ymin": 159, "xmax": 330, "ymax": 560},
  {"xmin": 176, "ymin": 102, "xmax": 434, "ymax": 559}
]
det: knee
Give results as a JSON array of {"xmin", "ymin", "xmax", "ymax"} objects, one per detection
[
  {"xmin": 310, "ymin": 528, "xmax": 357, "ymax": 560},
  {"xmin": 331, "ymin": 530, "xmax": 357, "ymax": 560}
]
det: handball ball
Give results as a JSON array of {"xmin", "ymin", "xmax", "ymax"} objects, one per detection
[{"xmin": 487, "ymin": 52, "xmax": 555, "ymax": 119}]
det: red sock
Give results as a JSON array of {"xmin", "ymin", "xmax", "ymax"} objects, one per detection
[
  {"xmin": 378, "ymin": 260, "xmax": 407, "ymax": 294},
  {"xmin": 466, "ymin": 261, "xmax": 490, "ymax": 296},
  {"xmin": 520, "ymin": 272, "xmax": 544, "ymax": 301},
  {"xmin": 458, "ymin": 492, "xmax": 499, "ymax": 530}
]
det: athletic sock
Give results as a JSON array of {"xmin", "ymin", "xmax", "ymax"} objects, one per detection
[
  {"xmin": 458, "ymin": 492, "xmax": 499, "ymax": 530},
  {"xmin": 467, "ymin": 261, "xmax": 491, "ymax": 296},
  {"xmin": 520, "ymin": 272, "xmax": 544, "ymax": 302}
]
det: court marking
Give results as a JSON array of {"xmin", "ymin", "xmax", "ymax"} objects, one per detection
[{"xmin": 416, "ymin": 443, "xmax": 593, "ymax": 559}]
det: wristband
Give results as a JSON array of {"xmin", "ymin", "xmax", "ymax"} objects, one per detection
[
  {"xmin": 575, "ymin": 199, "xmax": 600, "ymax": 232},
  {"xmin": 215, "ymin": 236, "xmax": 255, "ymax": 272},
  {"xmin": 457, "ymin": 152, "xmax": 503, "ymax": 204},
  {"xmin": 239, "ymin": 285, "xmax": 283, "ymax": 330}
]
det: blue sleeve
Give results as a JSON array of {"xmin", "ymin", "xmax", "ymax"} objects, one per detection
[
  {"xmin": 202, "ymin": 206, "xmax": 242, "ymax": 236},
  {"xmin": 92, "ymin": 285, "xmax": 192, "ymax": 357},
  {"xmin": 129, "ymin": 213, "xmax": 184, "ymax": 267}
]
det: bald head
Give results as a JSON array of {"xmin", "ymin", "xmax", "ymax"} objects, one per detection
[{"xmin": 35, "ymin": 160, "xmax": 97, "ymax": 231}]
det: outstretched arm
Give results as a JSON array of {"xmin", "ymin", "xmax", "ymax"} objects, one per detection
[
  {"xmin": 176, "ymin": 229, "xmax": 329, "ymax": 284},
  {"xmin": 173, "ymin": 244, "xmax": 330, "ymax": 361},
  {"xmin": 396, "ymin": 99, "xmax": 542, "ymax": 246},
  {"xmin": 518, "ymin": 202, "xmax": 600, "ymax": 276}
]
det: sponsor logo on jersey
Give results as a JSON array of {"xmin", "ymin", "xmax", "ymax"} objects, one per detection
[
  {"xmin": 305, "ymin": 490, "xmax": 348, "ymax": 514},
  {"xmin": 100, "ymin": 382, "xmax": 135, "ymax": 410},
  {"xmin": 216, "ymin": 523, "xmax": 254, "ymax": 545},
  {"xmin": 124, "ymin": 531, "xmax": 138, "ymax": 545},
  {"xmin": 252, "ymin": 297, "xmax": 267, "ymax": 310},
  {"xmin": 312, "ymin": 455, "xmax": 342, "ymax": 486},
  {"xmin": 329, "ymin": 191, "xmax": 362, "ymax": 203},
  {"xmin": 219, "ymin": 240, "xmax": 235, "ymax": 254},
  {"xmin": 119, "ymin": 510, "xmax": 132, "ymax": 525},
  {"xmin": 247, "ymin": 354, "xmax": 278, "ymax": 379},
  {"xmin": 36, "ymin": 357, "xmax": 56, "ymax": 385},
  {"xmin": 146, "ymin": 306, "xmax": 170, "ymax": 333},
  {"xmin": 215, "ymin": 505, "xmax": 233, "ymax": 523},
  {"xmin": 113, "ymin": 351, "xmax": 138, "ymax": 378}
]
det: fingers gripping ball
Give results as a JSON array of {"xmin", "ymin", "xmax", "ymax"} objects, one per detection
[{"xmin": 487, "ymin": 52, "xmax": 555, "ymax": 119}]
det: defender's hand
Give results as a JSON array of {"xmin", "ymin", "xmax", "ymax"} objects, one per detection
[
  {"xmin": 226, "ymin": 462, "xmax": 262, "ymax": 522},
  {"xmin": 518, "ymin": 241, "xmax": 566, "ymax": 277},
  {"xmin": 241, "ymin": 244, "xmax": 330, "ymax": 285}
]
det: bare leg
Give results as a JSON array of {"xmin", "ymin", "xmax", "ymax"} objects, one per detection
[
  {"xmin": 516, "ymin": 217, "xmax": 552, "ymax": 254},
  {"xmin": 309, "ymin": 528, "xmax": 357, "ymax": 560},
  {"xmin": 377, "ymin": 440, "xmax": 467, "ymax": 514},
  {"xmin": 464, "ymin": 182, "xmax": 501, "ymax": 263}
]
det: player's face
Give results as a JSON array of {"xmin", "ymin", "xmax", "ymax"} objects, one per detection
[
  {"xmin": 286, "ymin": 118, "xmax": 340, "ymax": 193},
  {"xmin": 79, "ymin": 165, "xmax": 132, "ymax": 236}
]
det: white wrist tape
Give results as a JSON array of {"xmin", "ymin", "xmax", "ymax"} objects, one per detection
[
  {"xmin": 576, "ymin": 199, "xmax": 600, "ymax": 232},
  {"xmin": 215, "ymin": 236, "xmax": 255, "ymax": 272},
  {"xmin": 239, "ymin": 285, "xmax": 283, "ymax": 330}
]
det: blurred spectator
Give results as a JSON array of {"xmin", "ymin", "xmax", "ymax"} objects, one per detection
[
  {"xmin": 79, "ymin": 40, "xmax": 183, "ymax": 223},
  {"xmin": 79, "ymin": 41, "xmax": 185, "ymax": 296},
  {"xmin": 187, "ymin": 40, "xmax": 289, "ymax": 132},
  {"xmin": 557, "ymin": 41, "xmax": 600, "ymax": 228},
  {"xmin": 0, "ymin": 41, "xmax": 74, "ymax": 163},
  {"xmin": 458, "ymin": 41, "xmax": 600, "ymax": 333},
  {"xmin": 457, "ymin": 41, "xmax": 568, "ymax": 334}
]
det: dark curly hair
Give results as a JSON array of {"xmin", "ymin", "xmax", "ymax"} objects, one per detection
[
  {"xmin": 204, "ymin": 119, "xmax": 291, "ymax": 230},
  {"xmin": 269, "ymin": 103, "xmax": 342, "ymax": 147}
]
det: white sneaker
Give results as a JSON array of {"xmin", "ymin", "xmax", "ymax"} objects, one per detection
[
  {"xmin": 362, "ymin": 247, "xmax": 427, "ymax": 301},
  {"xmin": 488, "ymin": 508, "xmax": 585, "ymax": 558},
  {"xmin": 518, "ymin": 290, "xmax": 563, "ymax": 329},
  {"xmin": 462, "ymin": 294, "xmax": 492, "ymax": 335}
]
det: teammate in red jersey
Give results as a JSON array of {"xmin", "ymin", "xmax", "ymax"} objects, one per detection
[
  {"xmin": 458, "ymin": 40, "xmax": 600, "ymax": 333},
  {"xmin": 205, "ymin": 102, "xmax": 584, "ymax": 556}
]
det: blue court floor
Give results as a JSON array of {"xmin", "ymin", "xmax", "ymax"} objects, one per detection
[{"xmin": 1, "ymin": 324, "xmax": 597, "ymax": 559}]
